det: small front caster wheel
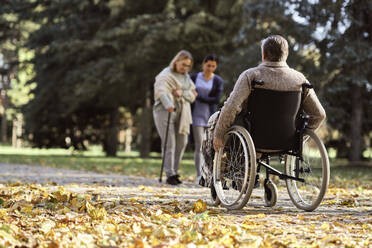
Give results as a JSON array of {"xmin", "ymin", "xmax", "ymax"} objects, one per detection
[{"xmin": 264, "ymin": 179, "xmax": 278, "ymax": 207}]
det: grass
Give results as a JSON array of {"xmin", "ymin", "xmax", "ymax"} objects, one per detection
[
  {"xmin": 0, "ymin": 145, "xmax": 196, "ymax": 180},
  {"xmin": 0, "ymin": 145, "xmax": 371, "ymax": 186}
]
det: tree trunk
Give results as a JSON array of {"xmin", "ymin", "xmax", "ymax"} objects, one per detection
[
  {"xmin": 0, "ymin": 75, "xmax": 10, "ymax": 143},
  {"xmin": 12, "ymin": 113, "xmax": 23, "ymax": 148},
  {"xmin": 124, "ymin": 116, "xmax": 133, "ymax": 153},
  {"xmin": 349, "ymin": 85, "xmax": 363, "ymax": 162},
  {"xmin": 1, "ymin": 103, "xmax": 7, "ymax": 142},
  {"xmin": 12, "ymin": 118, "xmax": 17, "ymax": 147},
  {"xmin": 104, "ymin": 108, "xmax": 119, "ymax": 157},
  {"xmin": 139, "ymin": 90, "xmax": 152, "ymax": 158}
]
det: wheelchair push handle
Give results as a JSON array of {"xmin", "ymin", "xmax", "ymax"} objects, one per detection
[
  {"xmin": 252, "ymin": 80, "xmax": 264, "ymax": 88},
  {"xmin": 301, "ymin": 82, "xmax": 313, "ymax": 90}
]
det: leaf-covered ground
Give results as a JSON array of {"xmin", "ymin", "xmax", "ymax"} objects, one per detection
[{"xmin": 1, "ymin": 163, "xmax": 372, "ymax": 247}]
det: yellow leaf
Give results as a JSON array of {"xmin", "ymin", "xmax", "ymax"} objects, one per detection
[
  {"xmin": 256, "ymin": 213, "xmax": 266, "ymax": 218},
  {"xmin": 321, "ymin": 199, "xmax": 337, "ymax": 205},
  {"xmin": 220, "ymin": 233, "xmax": 234, "ymax": 246},
  {"xmin": 238, "ymin": 234, "xmax": 262, "ymax": 248},
  {"xmin": 181, "ymin": 230, "xmax": 199, "ymax": 243},
  {"xmin": 69, "ymin": 197, "xmax": 85, "ymax": 211},
  {"xmin": 20, "ymin": 203, "xmax": 33, "ymax": 214},
  {"xmin": 297, "ymin": 214, "xmax": 306, "ymax": 221},
  {"xmin": 154, "ymin": 194, "xmax": 166, "ymax": 198},
  {"xmin": 40, "ymin": 220, "xmax": 56, "ymax": 234},
  {"xmin": 0, "ymin": 209, "xmax": 7, "ymax": 219},
  {"xmin": 86, "ymin": 201, "xmax": 107, "ymax": 220},
  {"xmin": 192, "ymin": 200, "xmax": 207, "ymax": 213},
  {"xmin": 57, "ymin": 206, "xmax": 71, "ymax": 214},
  {"xmin": 46, "ymin": 241, "xmax": 59, "ymax": 248},
  {"xmin": 9, "ymin": 182, "xmax": 21, "ymax": 186},
  {"xmin": 50, "ymin": 186, "xmax": 70, "ymax": 202},
  {"xmin": 0, "ymin": 228, "xmax": 21, "ymax": 247},
  {"xmin": 321, "ymin": 222, "xmax": 330, "ymax": 231},
  {"xmin": 153, "ymin": 226, "xmax": 170, "ymax": 239},
  {"xmin": 132, "ymin": 223, "xmax": 141, "ymax": 234},
  {"xmin": 133, "ymin": 239, "xmax": 145, "ymax": 248},
  {"xmin": 149, "ymin": 236, "xmax": 161, "ymax": 246},
  {"xmin": 339, "ymin": 198, "xmax": 358, "ymax": 207}
]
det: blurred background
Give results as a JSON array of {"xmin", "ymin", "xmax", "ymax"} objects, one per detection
[{"xmin": 0, "ymin": 0, "xmax": 371, "ymax": 167}]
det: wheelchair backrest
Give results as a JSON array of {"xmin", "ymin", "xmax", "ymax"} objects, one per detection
[{"xmin": 246, "ymin": 87, "xmax": 302, "ymax": 151}]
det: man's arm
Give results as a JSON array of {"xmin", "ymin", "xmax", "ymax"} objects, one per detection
[
  {"xmin": 213, "ymin": 72, "xmax": 251, "ymax": 150},
  {"xmin": 303, "ymin": 88, "xmax": 326, "ymax": 130}
]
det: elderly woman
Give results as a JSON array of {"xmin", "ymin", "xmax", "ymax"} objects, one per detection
[{"xmin": 153, "ymin": 50, "xmax": 198, "ymax": 185}]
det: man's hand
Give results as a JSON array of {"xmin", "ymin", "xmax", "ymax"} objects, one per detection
[{"xmin": 213, "ymin": 137, "xmax": 224, "ymax": 152}]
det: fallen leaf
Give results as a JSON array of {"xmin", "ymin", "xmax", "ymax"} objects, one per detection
[{"xmin": 192, "ymin": 200, "xmax": 207, "ymax": 214}]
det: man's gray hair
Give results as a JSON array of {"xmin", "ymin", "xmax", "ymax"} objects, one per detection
[{"xmin": 261, "ymin": 35, "xmax": 289, "ymax": 62}]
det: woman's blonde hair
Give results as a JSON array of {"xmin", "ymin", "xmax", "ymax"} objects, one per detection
[{"xmin": 169, "ymin": 50, "xmax": 193, "ymax": 72}]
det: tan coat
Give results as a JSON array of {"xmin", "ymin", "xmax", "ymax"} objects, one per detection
[
  {"xmin": 154, "ymin": 68, "xmax": 196, "ymax": 135},
  {"xmin": 214, "ymin": 61, "xmax": 326, "ymax": 140}
]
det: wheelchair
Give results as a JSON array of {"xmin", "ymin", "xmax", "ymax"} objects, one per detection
[{"xmin": 211, "ymin": 81, "xmax": 330, "ymax": 211}]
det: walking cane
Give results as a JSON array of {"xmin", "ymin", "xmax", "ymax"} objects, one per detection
[{"xmin": 159, "ymin": 111, "xmax": 172, "ymax": 183}]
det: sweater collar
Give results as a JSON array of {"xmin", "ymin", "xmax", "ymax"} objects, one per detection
[{"xmin": 260, "ymin": 61, "xmax": 289, "ymax": 68}]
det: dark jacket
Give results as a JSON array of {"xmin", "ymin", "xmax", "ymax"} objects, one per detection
[{"xmin": 190, "ymin": 73, "xmax": 224, "ymax": 114}]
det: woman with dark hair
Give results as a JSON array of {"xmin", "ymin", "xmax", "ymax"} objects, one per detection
[{"xmin": 190, "ymin": 54, "xmax": 224, "ymax": 184}]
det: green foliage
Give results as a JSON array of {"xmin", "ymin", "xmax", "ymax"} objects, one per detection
[
  {"xmin": 15, "ymin": 0, "xmax": 245, "ymax": 152},
  {"xmin": 6, "ymin": 49, "xmax": 36, "ymax": 118},
  {"xmin": 0, "ymin": 2, "xmax": 36, "ymax": 121},
  {"xmin": 219, "ymin": 0, "xmax": 321, "ymax": 93},
  {"xmin": 292, "ymin": 0, "xmax": 372, "ymax": 159},
  {"xmin": 2, "ymin": 0, "xmax": 371, "ymax": 159}
]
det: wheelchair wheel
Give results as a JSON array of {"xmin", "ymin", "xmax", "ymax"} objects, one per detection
[
  {"xmin": 264, "ymin": 179, "xmax": 278, "ymax": 207},
  {"xmin": 285, "ymin": 129, "xmax": 330, "ymax": 211},
  {"xmin": 213, "ymin": 125, "xmax": 256, "ymax": 210}
]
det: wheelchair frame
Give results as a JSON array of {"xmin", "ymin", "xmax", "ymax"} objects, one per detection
[{"xmin": 211, "ymin": 82, "xmax": 330, "ymax": 211}]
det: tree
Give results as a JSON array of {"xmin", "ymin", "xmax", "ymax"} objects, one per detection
[
  {"xmin": 292, "ymin": 0, "xmax": 372, "ymax": 162},
  {"xmin": 0, "ymin": 2, "xmax": 35, "ymax": 145},
  {"xmin": 17, "ymin": 0, "xmax": 246, "ymax": 156},
  {"xmin": 11, "ymin": 0, "xmax": 370, "ymax": 161}
]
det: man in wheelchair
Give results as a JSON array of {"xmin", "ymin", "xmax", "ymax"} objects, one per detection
[
  {"xmin": 213, "ymin": 35, "xmax": 326, "ymax": 152},
  {"xmin": 203, "ymin": 35, "xmax": 329, "ymax": 211}
]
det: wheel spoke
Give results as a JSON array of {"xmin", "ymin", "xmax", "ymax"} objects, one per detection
[
  {"xmin": 213, "ymin": 127, "xmax": 257, "ymax": 209},
  {"xmin": 285, "ymin": 129, "xmax": 329, "ymax": 211}
]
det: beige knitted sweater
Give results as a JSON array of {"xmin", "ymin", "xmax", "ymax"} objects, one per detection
[
  {"xmin": 214, "ymin": 61, "xmax": 326, "ymax": 140},
  {"xmin": 154, "ymin": 68, "xmax": 196, "ymax": 135}
]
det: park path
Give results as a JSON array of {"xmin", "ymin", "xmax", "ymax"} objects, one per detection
[
  {"xmin": 0, "ymin": 162, "xmax": 212, "ymax": 202},
  {"xmin": 1, "ymin": 163, "xmax": 372, "ymax": 247},
  {"xmin": 1, "ymin": 162, "xmax": 370, "ymax": 212},
  {"xmin": 0, "ymin": 162, "xmax": 300, "ymax": 208}
]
